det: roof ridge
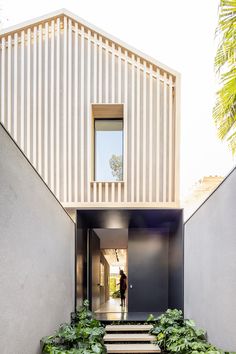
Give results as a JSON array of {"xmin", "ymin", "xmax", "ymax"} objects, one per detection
[{"xmin": 0, "ymin": 8, "xmax": 180, "ymax": 77}]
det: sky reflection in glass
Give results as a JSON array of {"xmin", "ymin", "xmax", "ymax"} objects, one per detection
[{"xmin": 95, "ymin": 119, "xmax": 123, "ymax": 181}]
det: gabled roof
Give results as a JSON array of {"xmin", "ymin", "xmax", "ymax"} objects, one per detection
[{"xmin": 0, "ymin": 8, "xmax": 180, "ymax": 78}]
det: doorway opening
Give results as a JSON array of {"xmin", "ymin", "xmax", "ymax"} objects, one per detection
[
  {"xmin": 76, "ymin": 208, "xmax": 184, "ymax": 321},
  {"xmin": 90, "ymin": 229, "xmax": 128, "ymax": 314}
]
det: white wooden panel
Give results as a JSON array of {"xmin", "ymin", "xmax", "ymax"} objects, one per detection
[
  {"xmin": 20, "ymin": 32, "xmax": 25, "ymax": 150},
  {"xmin": 1, "ymin": 38, "xmax": 6, "ymax": 126},
  {"xmin": 26, "ymin": 30, "xmax": 31, "ymax": 158},
  {"xmin": 93, "ymin": 182, "xmax": 97, "ymax": 202},
  {"xmin": 13, "ymin": 33, "xmax": 18, "ymax": 141},
  {"xmin": 32, "ymin": 27, "xmax": 37, "ymax": 166},
  {"xmin": 105, "ymin": 182, "xmax": 109, "ymax": 202},
  {"xmin": 63, "ymin": 16, "xmax": 68, "ymax": 202},
  {"xmin": 111, "ymin": 42, "xmax": 115, "ymax": 103},
  {"xmin": 50, "ymin": 20, "xmax": 55, "ymax": 191},
  {"xmin": 142, "ymin": 62, "xmax": 147, "ymax": 202},
  {"xmin": 98, "ymin": 182, "xmax": 102, "ymax": 202},
  {"xmin": 168, "ymin": 76, "xmax": 173, "ymax": 202},
  {"xmin": 130, "ymin": 54, "xmax": 135, "ymax": 203},
  {"xmin": 74, "ymin": 22, "xmax": 79, "ymax": 202},
  {"xmin": 111, "ymin": 182, "xmax": 115, "ymax": 203},
  {"xmin": 175, "ymin": 75, "xmax": 181, "ymax": 204},
  {"xmin": 55, "ymin": 18, "xmax": 60, "ymax": 198},
  {"xmin": 118, "ymin": 182, "xmax": 121, "ymax": 202},
  {"xmin": 80, "ymin": 26, "xmax": 85, "ymax": 202},
  {"xmin": 93, "ymin": 33, "xmax": 97, "ymax": 102},
  {"xmin": 44, "ymin": 23, "xmax": 49, "ymax": 183},
  {"xmin": 0, "ymin": 14, "xmax": 179, "ymax": 207},
  {"xmin": 162, "ymin": 72, "xmax": 167, "ymax": 202},
  {"xmin": 68, "ymin": 19, "xmax": 72, "ymax": 201},
  {"xmin": 7, "ymin": 35, "xmax": 12, "ymax": 134},
  {"xmin": 99, "ymin": 35, "xmax": 102, "ymax": 103},
  {"xmin": 105, "ymin": 39, "xmax": 109, "ymax": 102},
  {"xmin": 136, "ymin": 57, "xmax": 141, "ymax": 202},
  {"xmin": 156, "ymin": 69, "xmax": 160, "ymax": 202},
  {"xmin": 38, "ymin": 25, "xmax": 42, "ymax": 175},
  {"xmin": 118, "ymin": 47, "xmax": 121, "ymax": 103},
  {"xmin": 124, "ymin": 50, "xmax": 128, "ymax": 202},
  {"xmin": 87, "ymin": 29, "xmax": 91, "ymax": 202},
  {"xmin": 148, "ymin": 65, "xmax": 153, "ymax": 202}
]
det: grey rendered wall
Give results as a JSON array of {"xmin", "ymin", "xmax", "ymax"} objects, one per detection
[
  {"xmin": 0, "ymin": 124, "xmax": 75, "ymax": 354},
  {"xmin": 185, "ymin": 167, "xmax": 236, "ymax": 351}
]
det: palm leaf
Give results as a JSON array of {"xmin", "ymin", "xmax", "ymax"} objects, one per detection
[{"xmin": 213, "ymin": 0, "xmax": 236, "ymax": 154}]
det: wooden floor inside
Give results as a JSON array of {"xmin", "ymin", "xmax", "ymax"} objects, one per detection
[{"xmin": 94, "ymin": 311, "xmax": 161, "ymax": 322}]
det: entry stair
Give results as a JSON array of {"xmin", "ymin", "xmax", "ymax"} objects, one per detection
[{"xmin": 104, "ymin": 324, "xmax": 161, "ymax": 353}]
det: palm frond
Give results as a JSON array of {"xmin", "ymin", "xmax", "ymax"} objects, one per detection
[{"xmin": 213, "ymin": 0, "xmax": 236, "ymax": 154}]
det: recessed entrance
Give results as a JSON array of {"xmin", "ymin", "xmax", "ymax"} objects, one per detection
[
  {"xmin": 90, "ymin": 229, "xmax": 128, "ymax": 314},
  {"xmin": 76, "ymin": 209, "xmax": 184, "ymax": 321}
]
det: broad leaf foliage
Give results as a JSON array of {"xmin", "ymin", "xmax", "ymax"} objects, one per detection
[{"xmin": 214, "ymin": 0, "xmax": 236, "ymax": 154}]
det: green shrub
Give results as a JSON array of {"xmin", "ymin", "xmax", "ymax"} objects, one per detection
[
  {"xmin": 148, "ymin": 309, "xmax": 234, "ymax": 354},
  {"xmin": 41, "ymin": 300, "xmax": 106, "ymax": 354}
]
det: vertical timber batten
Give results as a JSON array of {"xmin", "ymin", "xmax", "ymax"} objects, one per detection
[
  {"xmin": 44, "ymin": 22, "xmax": 49, "ymax": 184},
  {"xmin": 63, "ymin": 16, "xmax": 68, "ymax": 202},
  {"xmin": 68, "ymin": 19, "xmax": 72, "ymax": 202},
  {"xmin": 74, "ymin": 22, "xmax": 79, "ymax": 202},
  {"xmin": 32, "ymin": 27, "xmax": 37, "ymax": 167},
  {"xmin": 20, "ymin": 31, "xmax": 24, "ymax": 150},
  {"xmin": 13, "ymin": 33, "xmax": 18, "ymax": 141},
  {"xmin": 50, "ymin": 20, "xmax": 55, "ymax": 192},
  {"xmin": 80, "ymin": 26, "xmax": 85, "ymax": 202},
  {"xmin": 87, "ymin": 30, "xmax": 91, "ymax": 203},
  {"xmin": 1, "ymin": 38, "xmax": 6, "ymax": 126},
  {"xmin": 38, "ymin": 25, "xmax": 42, "ymax": 175},
  {"xmin": 56, "ymin": 18, "xmax": 60, "ymax": 199},
  {"xmin": 156, "ymin": 68, "xmax": 160, "ymax": 202},
  {"xmin": 148, "ymin": 65, "xmax": 153, "ymax": 202},
  {"xmin": 0, "ymin": 12, "xmax": 180, "ymax": 208}
]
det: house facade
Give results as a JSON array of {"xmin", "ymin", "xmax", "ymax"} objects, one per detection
[
  {"xmin": 0, "ymin": 9, "xmax": 183, "ymax": 316},
  {"xmin": 0, "ymin": 9, "xmax": 180, "ymax": 210},
  {"xmin": 1, "ymin": 10, "xmax": 236, "ymax": 352}
]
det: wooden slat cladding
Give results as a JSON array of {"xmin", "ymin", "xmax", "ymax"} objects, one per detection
[{"xmin": 0, "ymin": 15, "xmax": 180, "ymax": 206}]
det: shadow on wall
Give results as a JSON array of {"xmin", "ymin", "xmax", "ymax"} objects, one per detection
[
  {"xmin": 0, "ymin": 124, "xmax": 75, "ymax": 354},
  {"xmin": 184, "ymin": 166, "xmax": 236, "ymax": 351}
]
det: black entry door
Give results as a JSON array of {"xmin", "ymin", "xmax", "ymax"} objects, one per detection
[
  {"xmin": 128, "ymin": 228, "xmax": 169, "ymax": 312},
  {"xmin": 89, "ymin": 230, "xmax": 101, "ymax": 312}
]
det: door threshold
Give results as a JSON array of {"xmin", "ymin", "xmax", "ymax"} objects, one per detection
[{"xmin": 94, "ymin": 312, "xmax": 162, "ymax": 322}]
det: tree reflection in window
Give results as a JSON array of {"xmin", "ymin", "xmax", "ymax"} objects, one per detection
[{"xmin": 95, "ymin": 119, "xmax": 123, "ymax": 181}]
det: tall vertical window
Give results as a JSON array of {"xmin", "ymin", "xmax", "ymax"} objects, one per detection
[{"xmin": 95, "ymin": 119, "xmax": 123, "ymax": 181}]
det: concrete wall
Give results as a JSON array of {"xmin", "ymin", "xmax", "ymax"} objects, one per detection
[
  {"xmin": 185, "ymin": 167, "xmax": 236, "ymax": 351},
  {"xmin": 0, "ymin": 124, "xmax": 75, "ymax": 354}
]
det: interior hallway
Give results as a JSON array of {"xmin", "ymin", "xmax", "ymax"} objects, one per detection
[{"xmin": 95, "ymin": 298, "xmax": 127, "ymax": 313}]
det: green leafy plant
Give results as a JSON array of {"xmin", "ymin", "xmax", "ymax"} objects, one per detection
[
  {"xmin": 149, "ymin": 309, "xmax": 234, "ymax": 354},
  {"xmin": 41, "ymin": 300, "xmax": 106, "ymax": 354},
  {"xmin": 213, "ymin": 0, "xmax": 236, "ymax": 154}
]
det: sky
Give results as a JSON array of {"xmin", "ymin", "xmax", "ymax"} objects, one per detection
[{"xmin": 1, "ymin": 0, "xmax": 235, "ymax": 199}]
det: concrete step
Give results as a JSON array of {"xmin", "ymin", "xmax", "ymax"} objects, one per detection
[
  {"xmin": 106, "ymin": 343, "xmax": 161, "ymax": 353},
  {"xmin": 105, "ymin": 324, "xmax": 153, "ymax": 332},
  {"xmin": 104, "ymin": 333, "xmax": 156, "ymax": 342}
]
